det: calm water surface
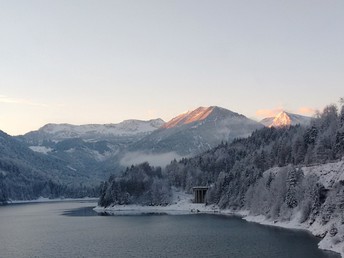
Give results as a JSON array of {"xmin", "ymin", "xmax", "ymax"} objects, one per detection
[{"xmin": 0, "ymin": 201, "xmax": 340, "ymax": 258}]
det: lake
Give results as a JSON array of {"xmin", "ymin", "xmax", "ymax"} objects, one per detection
[{"xmin": 0, "ymin": 201, "xmax": 340, "ymax": 258}]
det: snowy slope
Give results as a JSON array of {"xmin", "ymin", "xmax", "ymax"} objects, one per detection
[
  {"xmin": 260, "ymin": 111, "xmax": 312, "ymax": 128},
  {"xmin": 21, "ymin": 118, "xmax": 165, "ymax": 143},
  {"xmin": 243, "ymin": 160, "xmax": 344, "ymax": 257}
]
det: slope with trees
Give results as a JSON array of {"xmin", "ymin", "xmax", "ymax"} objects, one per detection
[{"xmin": 99, "ymin": 100, "xmax": 344, "ymax": 252}]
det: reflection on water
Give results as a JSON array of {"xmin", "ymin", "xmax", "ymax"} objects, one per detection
[
  {"xmin": 62, "ymin": 207, "xmax": 170, "ymax": 217},
  {"xmin": 62, "ymin": 207, "xmax": 100, "ymax": 217}
]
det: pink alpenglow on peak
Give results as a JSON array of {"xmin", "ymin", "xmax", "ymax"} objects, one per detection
[
  {"xmin": 161, "ymin": 107, "xmax": 215, "ymax": 129},
  {"xmin": 260, "ymin": 111, "xmax": 312, "ymax": 128}
]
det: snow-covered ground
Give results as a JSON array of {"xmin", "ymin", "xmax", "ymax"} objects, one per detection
[
  {"xmin": 29, "ymin": 146, "xmax": 53, "ymax": 154},
  {"xmin": 94, "ymin": 190, "xmax": 220, "ymax": 215},
  {"xmin": 8, "ymin": 197, "xmax": 98, "ymax": 204}
]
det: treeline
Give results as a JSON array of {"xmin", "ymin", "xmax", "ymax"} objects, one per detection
[
  {"xmin": 99, "ymin": 162, "xmax": 171, "ymax": 207},
  {"xmin": 245, "ymin": 165, "xmax": 331, "ymax": 224},
  {"xmin": 0, "ymin": 174, "xmax": 99, "ymax": 204}
]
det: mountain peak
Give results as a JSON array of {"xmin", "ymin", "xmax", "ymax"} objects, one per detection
[
  {"xmin": 162, "ymin": 106, "xmax": 215, "ymax": 129},
  {"xmin": 260, "ymin": 111, "xmax": 311, "ymax": 128},
  {"xmin": 272, "ymin": 111, "xmax": 292, "ymax": 127}
]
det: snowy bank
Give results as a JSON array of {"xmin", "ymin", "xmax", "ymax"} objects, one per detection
[
  {"xmin": 236, "ymin": 211, "xmax": 344, "ymax": 258},
  {"xmin": 7, "ymin": 197, "xmax": 98, "ymax": 205},
  {"xmin": 94, "ymin": 187, "xmax": 342, "ymax": 257},
  {"xmin": 94, "ymin": 190, "xmax": 220, "ymax": 215}
]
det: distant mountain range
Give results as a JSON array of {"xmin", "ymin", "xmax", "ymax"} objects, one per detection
[
  {"xmin": 260, "ymin": 111, "xmax": 312, "ymax": 128},
  {"xmin": 22, "ymin": 119, "xmax": 165, "ymax": 144},
  {"xmin": 16, "ymin": 119, "xmax": 165, "ymax": 181},
  {"xmin": 17, "ymin": 106, "xmax": 312, "ymax": 170}
]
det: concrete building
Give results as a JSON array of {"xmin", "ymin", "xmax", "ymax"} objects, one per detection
[{"xmin": 192, "ymin": 186, "xmax": 209, "ymax": 203}]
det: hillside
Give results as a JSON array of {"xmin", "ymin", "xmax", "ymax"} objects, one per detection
[{"xmin": 0, "ymin": 130, "xmax": 97, "ymax": 202}]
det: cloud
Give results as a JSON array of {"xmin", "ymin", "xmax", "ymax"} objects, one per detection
[
  {"xmin": 256, "ymin": 106, "xmax": 317, "ymax": 118},
  {"xmin": 255, "ymin": 108, "xmax": 283, "ymax": 118},
  {"xmin": 0, "ymin": 95, "xmax": 48, "ymax": 107},
  {"xmin": 120, "ymin": 151, "xmax": 182, "ymax": 167},
  {"xmin": 298, "ymin": 107, "xmax": 316, "ymax": 116}
]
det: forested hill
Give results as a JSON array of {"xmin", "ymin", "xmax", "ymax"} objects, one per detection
[
  {"xmin": 164, "ymin": 103, "xmax": 344, "ymax": 206},
  {"xmin": 99, "ymin": 102, "xmax": 344, "ymax": 253},
  {"xmin": 0, "ymin": 130, "xmax": 97, "ymax": 203},
  {"xmin": 100, "ymin": 103, "xmax": 344, "ymax": 207}
]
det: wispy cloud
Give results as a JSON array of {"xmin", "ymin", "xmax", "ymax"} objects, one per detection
[
  {"xmin": 298, "ymin": 107, "xmax": 316, "ymax": 116},
  {"xmin": 256, "ymin": 106, "xmax": 317, "ymax": 118},
  {"xmin": 0, "ymin": 95, "xmax": 48, "ymax": 107},
  {"xmin": 120, "ymin": 151, "xmax": 182, "ymax": 167},
  {"xmin": 255, "ymin": 108, "xmax": 284, "ymax": 118}
]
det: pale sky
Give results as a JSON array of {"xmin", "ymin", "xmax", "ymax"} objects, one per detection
[{"xmin": 0, "ymin": 0, "xmax": 343, "ymax": 135}]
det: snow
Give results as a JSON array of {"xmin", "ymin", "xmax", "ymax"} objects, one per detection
[
  {"xmin": 8, "ymin": 197, "xmax": 98, "ymax": 204},
  {"xmin": 260, "ymin": 111, "xmax": 311, "ymax": 128},
  {"xmin": 94, "ymin": 186, "xmax": 343, "ymax": 257},
  {"xmin": 302, "ymin": 160, "xmax": 344, "ymax": 189},
  {"xmin": 263, "ymin": 160, "xmax": 344, "ymax": 189},
  {"xmin": 250, "ymin": 160, "xmax": 344, "ymax": 257},
  {"xmin": 90, "ymin": 150, "xmax": 113, "ymax": 162},
  {"xmin": 29, "ymin": 146, "xmax": 53, "ymax": 154},
  {"xmin": 94, "ymin": 189, "xmax": 220, "ymax": 215},
  {"xmin": 67, "ymin": 165, "xmax": 77, "ymax": 171},
  {"xmin": 39, "ymin": 119, "xmax": 165, "ymax": 141}
]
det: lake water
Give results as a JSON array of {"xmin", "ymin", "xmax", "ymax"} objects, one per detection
[{"xmin": 0, "ymin": 201, "xmax": 340, "ymax": 258}]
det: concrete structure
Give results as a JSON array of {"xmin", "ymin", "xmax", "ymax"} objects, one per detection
[{"xmin": 192, "ymin": 186, "xmax": 209, "ymax": 203}]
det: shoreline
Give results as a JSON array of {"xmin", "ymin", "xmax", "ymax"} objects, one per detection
[
  {"xmin": 4, "ymin": 197, "xmax": 98, "ymax": 205},
  {"xmin": 94, "ymin": 195, "xmax": 343, "ymax": 258}
]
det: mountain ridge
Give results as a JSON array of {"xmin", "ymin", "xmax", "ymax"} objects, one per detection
[
  {"xmin": 21, "ymin": 118, "xmax": 165, "ymax": 144},
  {"xmin": 128, "ymin": 106, "xmax": 264, "ymax": 156}
]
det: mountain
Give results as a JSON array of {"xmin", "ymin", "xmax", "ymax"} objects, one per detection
[
  {"xmin": 17, "ymin": 119, "xmax": 165, "ymax": 180},
  {"xmin": 260, "ymin": 111, "xmax": 312, "ymax": 128},
  {"xmin": 0, "ymin": 130, "xmax": 96, "ymax": 202},
  {"xmin": 128, "ymin": 106, "xmax": 264, "ymax": 157},
  {"xmin": 21, "ymin": 119, "xmax": 165, "ymax": 144}
]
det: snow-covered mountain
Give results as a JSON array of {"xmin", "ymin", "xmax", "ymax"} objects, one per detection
[
  {"xmin": 17, "ymin": 118, "xmax": 165, "ymax": 179},
  {"xmin": 161, "ymin": 107, "xmax": 215, "ymax": 129},
  {"xmin": 129, "ymin": 106, "xmax": 264, "ymax": 156},
  {"xmin": 21, "ymin": 119, "xmax": 165, "ymax": 144},
  {"xmin": 260, "ymin": 111, "xmax": 312, "ymax": 128}
]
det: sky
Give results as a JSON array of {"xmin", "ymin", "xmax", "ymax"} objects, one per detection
[{"xmin": 0, "ymin": 0, "xmax": 343, "ymax": 136}]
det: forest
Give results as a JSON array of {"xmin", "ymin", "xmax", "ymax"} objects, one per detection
[{"xmin": 99, "ymin": 99, "xmax": 344, "ymax": 225}]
